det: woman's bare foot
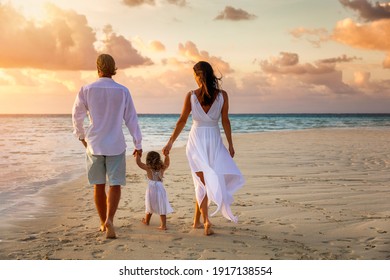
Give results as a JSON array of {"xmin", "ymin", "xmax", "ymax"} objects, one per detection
[
  {"xmin": 142, "ymin": 218, "xmax": 149, "ymax": 225},
  {"xmin": 105, "ymin": 220, "xmax": 116, "ymax": 239},
  {"xmin": 192, "ymin": 222, "xmax": 203, "ymax": 229},
  {"xmin": 204, "ymin": 223, "xmax": 214, "ymax": 236}
]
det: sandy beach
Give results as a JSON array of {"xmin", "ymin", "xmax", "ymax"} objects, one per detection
[{"xmin": 1, "ymin": 128, "xmax": 389, "ymax": 260}]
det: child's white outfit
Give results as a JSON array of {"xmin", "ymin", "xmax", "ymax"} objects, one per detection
[{"xmin": 145, "ymin": 170, "xmax": 173, "ymax": 215}]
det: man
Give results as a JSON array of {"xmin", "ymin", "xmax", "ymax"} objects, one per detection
[{"xmin": 72, "ymin": 54, "xmax": 142, "ymax": 239}]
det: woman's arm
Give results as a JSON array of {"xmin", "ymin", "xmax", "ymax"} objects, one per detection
[
  {"xmin": 162, "ymin": 154, "xmax": 170, "ymax": 171},
  {"xmin": 162, "ymin": 92, "xmax": 192, "ymax": 155},
  {"xmin": 221, "ymin": 91, "xmax": 235, "ymax": 158}
]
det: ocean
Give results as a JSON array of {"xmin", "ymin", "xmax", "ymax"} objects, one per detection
[{"xmin": 1, "ymin": 113, "xmax": 390, "ymax": 228}]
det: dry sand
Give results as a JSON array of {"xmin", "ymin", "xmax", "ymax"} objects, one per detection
[{"xmin": 1, "ymin": 129, "xmax": 389, "ymax": 260}]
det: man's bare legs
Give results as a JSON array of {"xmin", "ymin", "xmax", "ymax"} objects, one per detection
[
  {"xmin": 194, "ymin": 172, "xmax": 214, "ymax": 235},
  {"xmin": 94, "ymin": 184, "xmax": 107, "ymax": 232},
  {"xmin": 94, "ymin": 184, "xmax": 121, "ymax": 239},
  {"xmin": 105, "ymin": 185, "xmax": 121, "ymax": 238}
]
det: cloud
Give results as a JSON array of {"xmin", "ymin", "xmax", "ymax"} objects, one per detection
[
  {"xmin": 122, "ymin": 0, "xmax": 155, "ymax": 7},
  {"xmin": 259, "ymin": 52, "xmax": 356, "ymax": 95},
  {"xmin": 260, "ymin": 52, "xmax": 335, "ymax": 75},
  {"xmin": 332, "ymin": 18, "xmax": 390, "ymax": 67},
  {"xmin": 166, "ymin": 0, "xmax": 188, "ymax": 7},
  {"xmin": 289, "ymin": 27, "xmax": 330, "ymax": 47},
  {"xmin": 0, "ymin": 3, "xmax": 97, "ymax": 70},
  {"xmin": 318, "ymin": 54, "xmax": 361, "ymax": 64},
  {"xmin": 333, "ymin": 1, "xmax": 390, "ymax": 68},
  {"xmin": 339, "ymin": 0, "xmax": 390, "ymax": 21},
  {"xmin": 333, "ymin": 18, "xmax": 390, "ymax": 50},
  {"xmin": 178, "ymin": 41, "xmax": 233, "ymax": 74},
  {"xmin": 214, "ymin": 6, "xmax": 257, "ymax": 21},
  {"xmin": 101, "ymin": 25, "xmax": 153, "ymax": 68},
  {"xmin": 149, "ymin": 40, "xmax": 166, "ymax": 52},
  {"xmin": 354, "ymin": 71, "xmax": 371, "ymax": 86},
  {"xmin": 132, "ymin": 37, "xmax": 166, "ymax": 53},
  {"xmin": 0, "ymin": 3, "xmax": 151, "ymax": 70}
]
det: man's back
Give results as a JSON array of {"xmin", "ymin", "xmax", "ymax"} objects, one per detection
[{"xmin": 73, "ymin": 77, "xmax": 141, "ymax": 156}]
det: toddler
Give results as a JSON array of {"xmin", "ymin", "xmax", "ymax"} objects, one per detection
[{"xmin": 135, "ymin": 151, "xmax": 173, "ymax": 230}]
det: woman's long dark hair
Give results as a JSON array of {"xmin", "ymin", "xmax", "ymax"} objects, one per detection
[{"xmin": 193, "ymin": 61, "xmax": 221, "ymax": 106}]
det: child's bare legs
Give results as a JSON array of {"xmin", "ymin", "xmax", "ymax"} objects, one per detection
[
  {"xmin": 142, "ymin": 213, "xmax": 152, "ymax": 225},
  {"xmin": 142, "ymin": 213, "xmax": 167, "ymax": 230},
  {"xmin": 195, "ymin": 171, "xmax": 213, "ymax": 235},
  {"xmin": 158, "ymin": 215, "xmax": 167, "ymax": 230}
]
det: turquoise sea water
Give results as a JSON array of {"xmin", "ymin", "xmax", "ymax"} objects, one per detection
[{"xmin": 1, "ymin": 113, "xmax": 390, "ymax": 228}]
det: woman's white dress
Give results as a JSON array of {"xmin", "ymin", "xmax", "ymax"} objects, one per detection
[
  {"xmin": 145, "ymin": 170, "xmax": 173, "ymax": 215},
  {"xmin": 186, "ymin": 91, "xmax": 244, "ymax": 223}
]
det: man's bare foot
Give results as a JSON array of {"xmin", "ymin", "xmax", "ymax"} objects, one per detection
[
  {"xmin": 100, "ymin": 225, "xmax": 106, "ymax": 232},
  {"xmin": 105, "ymin": 220, "xmax": 116, "ymax": 239},
  {"xmin": 158, "ymin": 226, "xmax": 167, "ymax": 230},
  {"xmin": 204, "ymin": 223, "xmax": 214, "ymax": 236},
  {"xmin": 142, "ymin": 218, "xmax": 149, "ymax": 225}
]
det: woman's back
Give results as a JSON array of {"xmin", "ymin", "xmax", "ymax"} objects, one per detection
[{"xmin": 191, "ymin": 91, "xmax": 223, "ymax": 123}]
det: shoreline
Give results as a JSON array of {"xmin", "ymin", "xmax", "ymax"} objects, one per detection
[{"xmin": 1, "ymin": 128, "xmax": 389, "ymax": 260}]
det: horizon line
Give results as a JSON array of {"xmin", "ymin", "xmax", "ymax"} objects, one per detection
[{"xmin": 1, "ymin": 112, "xmax": 390, "ymax": 116}]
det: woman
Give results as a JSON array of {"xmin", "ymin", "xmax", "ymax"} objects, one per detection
[{"xmin": 162, "ymin": 61, "xmax": 244, "ymax": 235}]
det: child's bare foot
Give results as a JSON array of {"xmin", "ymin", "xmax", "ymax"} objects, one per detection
[
  {"xmin": 105, "ymin": 220, "xmax": 116, "ymax": 239},
  {"xmin": 142, "ymin": 213, "xmax": 152, "ymax": 226},
  {"xmin": 204, "ymin": 223, "xmax": 214, "ymax": 236}
]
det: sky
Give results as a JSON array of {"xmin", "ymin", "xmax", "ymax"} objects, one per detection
[{"xmin": 1, "ymin": 0, "xmax": 390, "ymax": 114}]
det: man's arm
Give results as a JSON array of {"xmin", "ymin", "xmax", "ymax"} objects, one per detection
[
  {"xmin": 123, "ymin": 90, "xmax": 142, "ymax": 151},
  {"xmin": 135, "ymin": 153, "xmax": 148, "ymax": 171},
  {"xmin": 72, "ymin": 88, "xmax": 88, "ymax": 147}
]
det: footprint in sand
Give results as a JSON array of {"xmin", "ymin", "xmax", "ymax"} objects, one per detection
[
  {"xmin": 116, "ymin": 244, "xmax": 128, "ymax": 252},
  {"xmin": 233, "ymin": 240, "xmax": 249, "ymax": 248},
  {"xmin": 365, "ymin": 244, "xmax": 376, "ymax": 250},
  {"xmin": 58, "ymin": 238, "xmax": 72, "ymax": 245},
  {"xmin": 19, "ymin": 235, "xmax": 38, "ymax": 242},
  {"xmin": 172, "ymin": 237, "xmax": 183, "ymax": 242},
  {"xmin": 73, "ymin": 245, "xmax": 85, "ymax": 252},
  {"xmin": 92, "ymin": 249, "xmax": 104, "ymax": 259}
]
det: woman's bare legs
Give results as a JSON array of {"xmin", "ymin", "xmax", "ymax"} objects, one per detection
[
  {"xmin": 195, "ymin": 172, "xmax": 214, "ymax": 235},
  {"xmin": 193, "ymin": 202, "xmax": 202, "ymax": 228}
]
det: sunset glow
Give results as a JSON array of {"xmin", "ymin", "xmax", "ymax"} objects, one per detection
[{"xmin": 1, "ymin": 0, "xmax": 390, "ymax": 114}]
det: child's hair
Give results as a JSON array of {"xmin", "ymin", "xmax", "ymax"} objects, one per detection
[{"xmin": 146, "ymin": 151, "xmax": 164, "ymax": 171}]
